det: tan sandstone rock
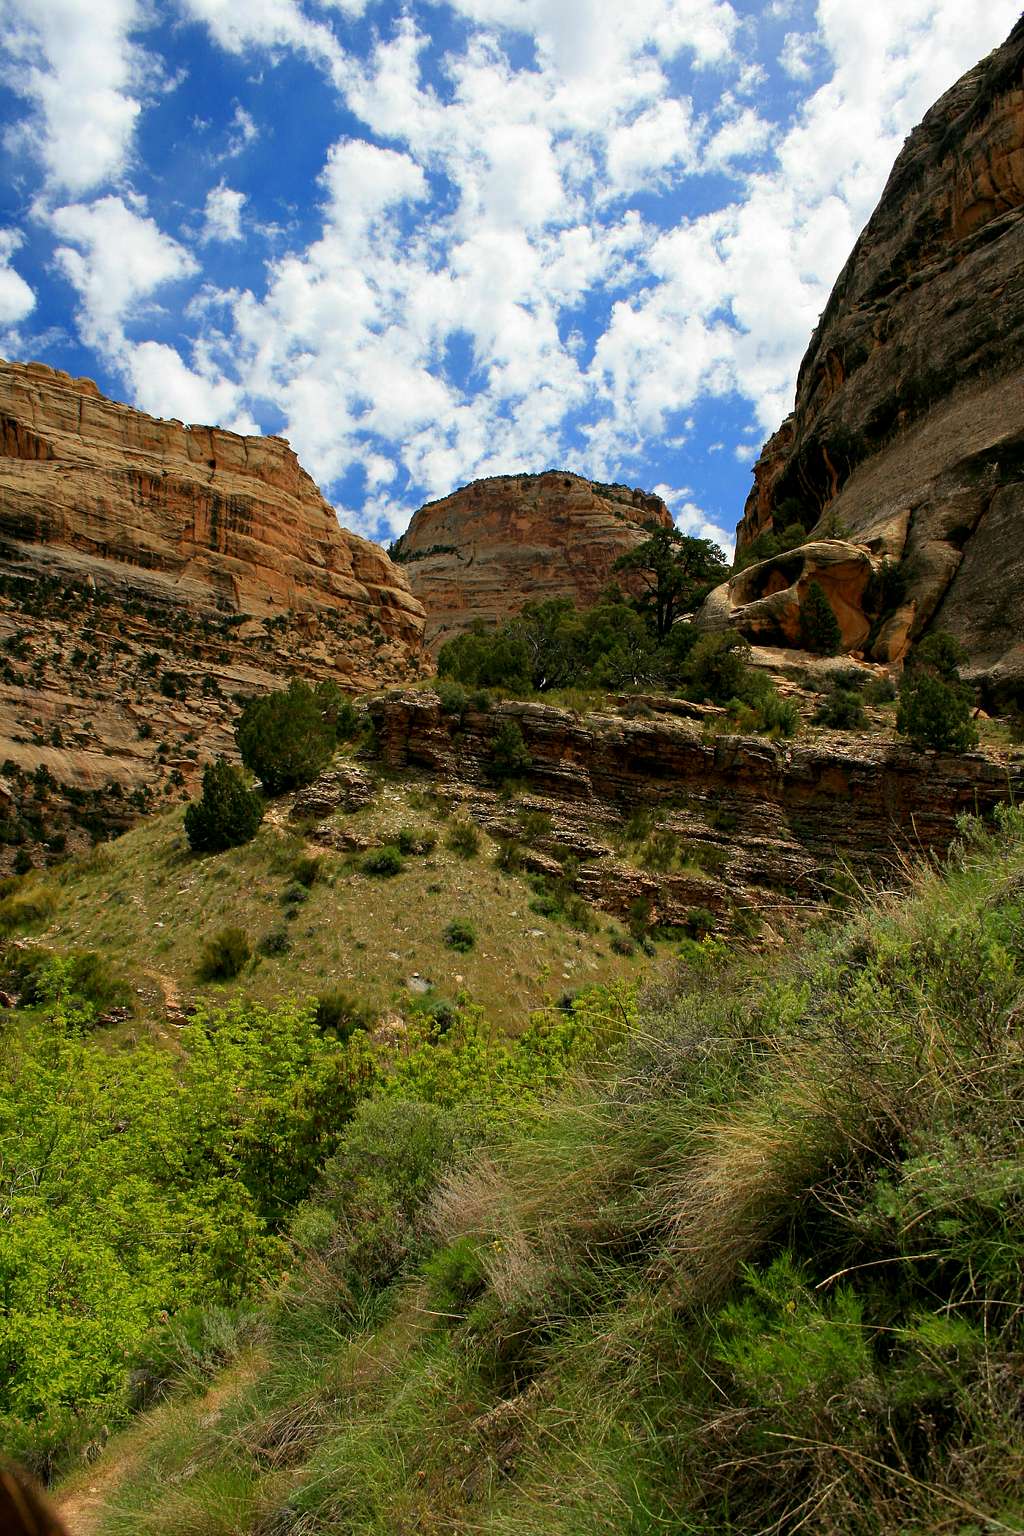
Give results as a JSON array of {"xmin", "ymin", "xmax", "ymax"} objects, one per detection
[
  {"xmin": 0, "ymin": 360, "xmax": 426, "ymax": 869},
  {"xmin": 392, "ymin": 471, "xmax": 674, "ymax": 652},
  {"xmin": 708, "ymin": 20, "xmax": 1024, "ymax": 694}
]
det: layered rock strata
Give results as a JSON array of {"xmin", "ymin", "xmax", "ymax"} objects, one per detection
[
  {"xmin": 392, "ymin": 472, "xmax": 674, "ymax": 652},
  {"xmin": 0, "ymin": 360, "xmax": 425, "ymax": 867},
  {"xmin": 707, "ymin": 20, "xmax": 1024, "ymax": 694},
  {"xmin": 369, "ymin": 691, "xmax": 1021, "ymax": 933}
]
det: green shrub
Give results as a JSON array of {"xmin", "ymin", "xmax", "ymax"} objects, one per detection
[
  {"xmin": 236, "ymin": 680, "xmax": 335, "ymax": 796},
  {"xmin": 897, "ymin": 670, "xmax": 978, "ymax": 751},
  {"xmin": 396, "ymin": 826, "xmax": 435, "ymax": 856},
  {"xmin": 487, "ymin": 719, "xmax": 532, "ymax": 782},
  {"xmin": 362, "ymin": 844, "xmax": 404, "ymax": 877},
  {"xmin": 292, "ymin": 854, "xmax": 322, "ymax": 887},
  {"xmin": 313, "ymin": 989, "xmax": 376, "ymax": 1041},
  {"xmin": 755, "ymin": 690, "xmax": 800, "ymax": 737},
  {"xmin": 0, "ymin": 883, "xmax": 56, "ymax": 936},
  {"xmin": 816, "ymin": 687, "xmax": 868, "ymax": 729},
  {"xmin": 196, "ymin": 925, "xmax": 251, "ymax": 982},
  {"xmin": 184, "ymin": 759, "xmax": 264, "ymax": 853},
  {"xmin": 446, "ymin": 819, "xmax": 480, "ymax": 858},
  {"xmin": 257, "ymin": 926, "xmax": 291, "ymax": 957},
  {"xmin": 13, "ymin": 847, "xmax": 32, "ymax": 876},
  {"xmin": 799, "ymin": 579, "xmax": 843, "ymax": 655},
  {"xmin": 436, "ymin": 680, "xmax": 470, "ymax": 721},
  {"xmin": 281, "ymin": 880, "xmax": 310, "ymax": 907},
  {"xmin": 443, "ymin": 919, "xmax": 476, "ymax": 952},
  {"xmin": 686, "ymin": 631, "xmax": 757, "ymax": 704}
]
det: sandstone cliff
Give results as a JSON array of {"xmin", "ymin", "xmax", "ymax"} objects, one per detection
[
  {"xmin": 0, "ymin": 360, "xmax": 425, "ymax": 866},
  {"xmin": 705, "ymin": 20, "xmax": 1024, "ymax": 696},
  {"xmin": 392, "ymin": 471, "xmax": 674, "ymax": 652}
]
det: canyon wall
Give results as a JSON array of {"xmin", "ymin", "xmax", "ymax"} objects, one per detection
[
  {"xmin": 0, "ymin": 360, "xmax": 426, "ymax": 866},
  {"xmin": 703, "ymin": 19, "xmax": 1024, "ymax": 697},
  {"xmin": 393, "ymin": 471, "xmax": 673, "ymax": 652}
]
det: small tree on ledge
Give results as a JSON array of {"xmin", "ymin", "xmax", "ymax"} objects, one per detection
[{"xmin": 799, "ymin": 579, "xmax": 843, "ymax": 655}]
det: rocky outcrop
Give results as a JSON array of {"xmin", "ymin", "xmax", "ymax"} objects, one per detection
[
  {"xmin": 716, "ymin": 20, "xmax": 1024, "ymax": 694},
  {"xmin": 0, "ymin": 359, "xmax": 426, "ymax": 869},
  {"xmin": 0, "ymin": 360, "xmax": 424, "ymax": 654},
  {"xmin": 368, "ymin": 690, "xmax": 1021, "ymax": 933},
  {"xmin": 392, "ymin": 472, "xmax": 673, "ymax": 652}
]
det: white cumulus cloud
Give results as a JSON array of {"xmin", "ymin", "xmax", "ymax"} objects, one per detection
[{"xmin": 0, "ymin": 0, "xmax": 153, "ymax": 192}]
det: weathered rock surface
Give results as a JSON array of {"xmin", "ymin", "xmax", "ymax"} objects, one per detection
[
  {"xmin": 0, "ymin": 360, "xmax": 424, "ymax": 650},
  {"xmin": 713, "ymin": 20, "xmax": 1024, "ymax": 693},
  {"xmin": 369, "ymin": 691, "xmax": 1022, "ymax": 933},
  {"xmin": 392, "ymin": 471, "xmax": 673, "ymax": 652},
  {"xmin": 0, "ymin": 359, "xmax": 425, "ymax": 869}
]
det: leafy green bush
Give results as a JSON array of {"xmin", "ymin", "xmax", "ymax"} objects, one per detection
[
  {"xmin": 257, "ymin": 926, "xmax": 291, "ymax": 958},
  {"xmin": 236, "ymin": 680, "xmax": 335, "ymax": 796},
  {"xmin": 443, "ymin": 919, "xmax": 476, "ymax": 952},
  {"xmin": 291, "ymin": 854, "xmax": 322, "ymax": 888},
  {"xmin": 685, "ymin": 630, "xmax": 757, "ymax": 704},
  {"xmin": 313, "ymin": 989, "xmax": 376, "ymax": 1041},
  {"xmin": 487, "ymin": 719, "xmax": 532, "ymax": 782},
  {"xmin": 184, "ymin": 759, "xmax": 264, "ymax": 853},
  {"xmin": 897, "ymin": 634, "xmax": 977, "ymax": 751},
  {"xmin": 362, "ymin": 845, "xmax": 404, "ymax": 878},
  {"xmin": 0, "ymin": 945, "xmax": 132, "ymax": 1016},
  {"xmin": 799, "ymin": 579, "xmax": 843, "ymax": 654},
  {"xmin": 446, "ymin": 819, "xmax": 480, "ymax": 858},
  {"xmin": 816, "ymin": 687, "xmax": 868, "ymax": 729},
  {"xmin": 196, "ymin": 925, "xmax": 252, "ymax": 982},
  {"xmin": 897, "ymin": 669, "xmax": 978, "ymax": 751}
]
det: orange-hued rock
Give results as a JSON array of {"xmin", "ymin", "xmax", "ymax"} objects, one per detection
[
  {"xmin": 718, "ymin": 20, "xmax": 1024, "ymax": 692},
  {"xmin": 0, "ymin": 359, "xmax": 426, "ymax": 870},
  {"xmin": 392, "ymin": 471, "xmax": 674, "ymax": 651},
  {"xmin": 0, "ymin": 359, "xmax": 425, "ymax": 656}
]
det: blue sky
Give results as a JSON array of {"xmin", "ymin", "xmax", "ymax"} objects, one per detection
[{"xmin": 0, "ymin": 0, "xmax": 1018, "ymax": 553}]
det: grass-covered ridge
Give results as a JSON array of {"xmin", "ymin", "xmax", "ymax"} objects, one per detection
[{"xmin": 80, "ymin": 807, "xmax": 1024, "ymax": 1536}]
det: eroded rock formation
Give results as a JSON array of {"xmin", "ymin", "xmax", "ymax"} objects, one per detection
[
  {"xmin": 708, "ymin": 20, "xmax": 1024, "ymax": 694},
  {"xmin": 368, "ymin": 691, "xmax": 1021, "ymax": 933},
  {"xmin": 392, "ymin": 471, "xmax": 673, "ymax": 652},
  {"xmin": 0, "ymin": 360, "xmax": 425, "ymax": 866}
]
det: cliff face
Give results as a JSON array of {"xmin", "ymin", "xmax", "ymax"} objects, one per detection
[
  {"xmin": 711, "ymin": 20, "xmax": 1024, "ymax": 695},
  {"xmin": 369, "ymin": 691, "xmax": 1021, "ymax": 933},
  {"xmin": 0, "ymin": 360, "xmax": 426, "ymax": 867},
  {"xmin": 0, "ymin": 360, "xmax": 424, "ymax": 651},
  {"xmin": 392, "ymin": 471, "xmax": 674, "ymax": 652}
]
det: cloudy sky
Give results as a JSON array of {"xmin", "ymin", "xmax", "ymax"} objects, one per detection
[{"xmin": 0, "ymin": 0, "xmax": 1018, "ymax": 550}]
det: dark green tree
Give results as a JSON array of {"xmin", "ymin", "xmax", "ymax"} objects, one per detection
[
  {"xmin": 487, "ymin": 720, "xmax": 532, "ymax": 782},
  {"xmin": 184, "ymin": 759, "xmax": 264, "ymax": 853},
  {"xmin": 235, "ymin": 680, "xmax": 335, "ymax": 796},
  {"xmin": 897, "ymin": 632, "xmax": 977, "ymax": 751},
  {"xmin": 799, "ymin": 580, "xmax": 843, "ymax": 655},
  {"xmin": 613, "ymin": 524, "xmax": 729, "ymax": 640}
]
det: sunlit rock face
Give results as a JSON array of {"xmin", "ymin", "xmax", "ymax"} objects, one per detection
[
  {"xmin": 0, "ymin": 359, "xmax": 425, "ymax": 868},
  {"xmin": 392, "ymin": 470, "xmax": 674, "ymax": 654},
  {"xmin": 0, "ymin": 359, "xmax": 425, "ymax": 662},
  {"xmin": 709, "ymin": 19, "xmax": 1024, "ymax": 698}
]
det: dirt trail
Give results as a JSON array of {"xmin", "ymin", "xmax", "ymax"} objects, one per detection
[{"xmin": 56, "ymin": 1354, "xmax": 262, "ymax": 1536}]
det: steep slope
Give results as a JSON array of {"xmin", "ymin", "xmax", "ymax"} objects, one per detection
[
  {"xmin": 0, "ymin": 361, "xmax": 426, "ymax": 867},
  {"xmin": 703, "ymin": 20, "xmax": 1024, "ymax": 693},
  {"xmin": 392, "ymin": 471, "xmax": 673, "ymax": 652}
]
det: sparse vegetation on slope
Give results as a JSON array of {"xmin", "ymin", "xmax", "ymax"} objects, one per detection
[{"xmin": 75, "ymin": 805, "xmax": 1024, "ymax": 1536}]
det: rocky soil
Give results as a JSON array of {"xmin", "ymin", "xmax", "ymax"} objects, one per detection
[{"xmin": 392, "ymin": 471, "xmax": 673, "ymax": 652}]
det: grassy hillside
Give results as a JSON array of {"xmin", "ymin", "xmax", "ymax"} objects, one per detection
[
  {"xmin": 9, "ymin": 762, "xmax": 641, "ymax": 1036},
  {"xmin": 73, "ymin": 804, "xmax": 1024, "ymax": 1536}
]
